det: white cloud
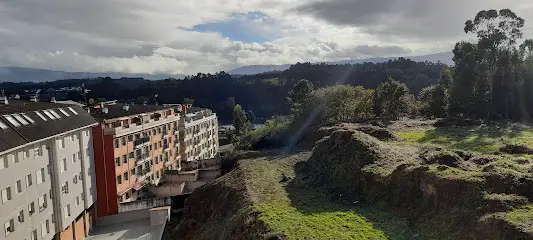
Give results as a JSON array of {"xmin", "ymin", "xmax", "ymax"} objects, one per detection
[{"xmin": 0, "ymin": 0, "xmax": 532, "ymax": 75}]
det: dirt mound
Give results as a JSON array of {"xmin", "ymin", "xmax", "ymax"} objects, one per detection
[
  {"xmin": 301, "ymin": 128, "xmax": 533, "ymax": 239},
  {"xmin": 434, "ymin": 117, "xmax": 483, "ymax": 127},
  {"xmin": 171, "ymin": 166, "xmax": 272, "ymax": 240},
  {"xmin": 421, "ymin": 149, "xmax": 464, "ymax": 167},
  {"xmin": 355, "ymin": 125, "xmax": 399, "ymax": 141},
  {"xmin": 500, "ymin": 144, "xmax": 533, "ymax": 155}
]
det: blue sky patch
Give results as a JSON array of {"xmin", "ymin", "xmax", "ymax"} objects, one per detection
[{"xmin": 191, "ymin": 12, "xmax": 275, "ymax": 43}]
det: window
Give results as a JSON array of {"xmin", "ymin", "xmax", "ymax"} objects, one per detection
[
  {"xmin": 59, "ymin": 137, "xmax": 65, "ymax": 148},
  {"xmin": 68, "ymin": 107, "xmax": 78, "ymax": 115},
  {"xmin": 152, "ymin": 129, "xmax": 156, "ymax": 135},
  {"xmin": 63, "ymin": 205, "xmax": 71, "ymax": 219},
  {"xmin": 42, "ymin": 109, "xmax": 56, "ymax": 120},
  {"xmin": 72, "ymin": 153, "xmax": 77, "ymax": 163},
  {"xmin": 62, "ymin": 182, "xmax": 69, "ymax": 195},
  {"xmin": 41, "ymin": 219, "xmax": 50, "ymax": 237},
  {"xmin": 125, "ymin": 192, "xmax": 130, "ymax": 199},
  {"xmin": 0, "ymin": 157, "xmax": 6, "ymax": 170},
  {"xmin": 4, "ymin": 219, "xmax": 14, "ymax": 236},
  {"xmin": 124, "ymin": 172, "xmax": 129, "ymax": 181},
  {"xmin": 128, "ymin": 135, "xmax": 133, "ymax": 142},
  {"xmin": 117, "ymin": 175, "xmax": 122, "ymax": 184},
  {"xmin": 12, "ymin": 114, "xmax": 29, "ymax": 125},
  {"xmin": 115, "ymin": 157, "xmax": 121, "ymax": 166},
  {"xmin": 17, "ymin": 210, "xmax": 24, "ymax": 223},
  {"xmin": 122, "ymin": 154, "xmax": 127, "ymax": 163},
  {"xmin": 35, "ymin": 111, "xmax": 47, "ymax": 121},
  {"xmin": 4, "ymin": 115, "xmax": 20, "ymax": 127},
  {"xmin": 28, "ymin": 202, "xmax": 36, "ymax": 216},
  {"xmin": 31, "ymin": 229, "xmax": 37, "ymax": 240},
  {"xmin": 0, "ymin": 120, "xmax": 8, "ymax": 129},
  {"xmin": 121, "ymin": 137, "xmax": 126, "ymax": 146},
  {"xmin": 61, "ymin": 158, "xmax": 67, "ymax": 173},
  {"xmin": 70, "ymin": 134, "xmax": 75, "ymax": 142},
  {"xmin": 73, "ymin": 175, "xmax": 78, "ymax": 184},
  {"xmin": 84, "ymin": 130, "xmax": 89, "ymax": 137},
  {"xmin": 34, "ymin": 146, "xmax": 42, "ymax": 157},
  {"xmin": 114, "ymin": 139, "xmax": 119, "ymax": 148},
  {"xmin": 49, "ymin": 109, "xmax": 61, "ymax": 119},
  {"xmin": 59, "ymin": 108, "xmax": 71, "ymax": 117},
  {"xmin": 21, "ymin": 113, "xmax": 35, "ymax": 124},
  {"xmin": 131, "ymin": 169, "xmax": 135, "ymax": 175},
  {"xmin": 22, "ymin": 148, "xmax": 30, "ymax": 159},
  {"xmin": 1, "ymin": 187, "xmax": 11, "ymax": 203},
  {"xmin": 76, "ymin": 196, "xmax": 80, "ymax": 206},
  {"xmin": 16, "ymin": 180, "xmax": 22, "ymax": 193},
  {"xmin": 38, "ymin": 194, "xmax": 47, "ymax": 211}
]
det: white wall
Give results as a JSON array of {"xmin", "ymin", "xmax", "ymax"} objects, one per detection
[{"xmin": 0, "ymin": 142, "xmax": 55, "ymax": 240}]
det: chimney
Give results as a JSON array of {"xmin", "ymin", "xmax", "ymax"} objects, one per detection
[
  {"xmin": 123, "ymin": 105, "xmax": 130, "ymax": 111},
  {"xmin": 102, "ymin": 107, "xmax": 109, "ymax": 114},
  {"xmin": 50, "ymin": 97, "xmax": 56, "ymax": 103}
]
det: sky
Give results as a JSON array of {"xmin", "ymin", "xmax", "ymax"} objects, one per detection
[{"xmin": 0, "ymin": 0, "xmax": 533, "ymax": 75}]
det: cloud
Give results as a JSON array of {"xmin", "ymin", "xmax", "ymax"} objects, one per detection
[
  {"xmin": 0, "ymin": 0, "xmax": 532, "ymax": 75},
  {"xmin": 296, "ymin": 0, "xmax": 533, "ymax": 41}
]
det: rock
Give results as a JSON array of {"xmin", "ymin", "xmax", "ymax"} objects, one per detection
[
  {"xmin": 423, "ymin": 150, "xmax": 463, "ymax": 167},
  {"xmin": 356, "ymin": 125, "xmax": 399, "ymax": 141},
  {"xmin": 470, "ymin": 155, "xmax": 498, "ymax": 165}
]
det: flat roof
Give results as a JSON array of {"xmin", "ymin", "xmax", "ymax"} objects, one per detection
[
  {"xmin": 86, "ymin": 218, "xmax": 164, "ymax": 240},
  {"xmin": 90, "ymin": 104, "xmax": 174, "ymax": 121}
]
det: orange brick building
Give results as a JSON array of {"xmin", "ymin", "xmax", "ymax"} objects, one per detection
[{"xmin": 91, "ymin": 103, "xmax": 181, "ymax": 216}]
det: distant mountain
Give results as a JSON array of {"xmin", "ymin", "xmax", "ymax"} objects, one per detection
[
  {"xmin": 0, "ymin": 67, "xmax": 185, "ymax": 83},
  {"xmin": 229, "ymin": 52, "xmax": 454, "ymax": 75}
]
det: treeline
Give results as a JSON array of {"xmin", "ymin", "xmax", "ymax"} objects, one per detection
[
  {"xmin": 0, "ymin": 59, "xmax": 445, "ymax": 123},
  {"xmin": 423, "ymin": 9, "xmax": 533, "ymax": 121}
]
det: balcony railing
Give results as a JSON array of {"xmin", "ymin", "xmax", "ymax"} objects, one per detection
[
  {"xmin": 134, "ymin": 137, "xmax": 150, "ymax": 146},
  {"xmin": 136, "ymin": 168, "xmax": 152, "ymax": 179},
  {"xmin": 136, "ymin": 153, "xmax": 150, "ymax": 162}
]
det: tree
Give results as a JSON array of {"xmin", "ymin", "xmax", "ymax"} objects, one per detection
[
  {"xmin": 439, "ymin": 67, "xmax": 454, "ymax": 89},
  {"xmin": 246, "ymin": 110, "xmax": 257, "ymax": 125},
  {"xmin": 227, "ymin": 97, "xmax": 236, "ymax": 109},
  {"xmin": 183, "ymin": 98, "xmax": 194, "ymax": 105},
  {"xmin": 287, "ymin": 79, "xmax": 313, "ymax": 115},
  {"xmin": 373, "ymin": 78, "xmax": 414, "ymax": 120},
  {"xmin": 233, "ymin": 104, "xmax": 250, "ymax": 137},
  {"xmin": 419, "ymin": 85, "xmax": 447, "ymax": 118}
]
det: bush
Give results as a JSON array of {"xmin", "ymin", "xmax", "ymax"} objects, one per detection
[{"xmin": 237, "ymin": 116, "xmax": 290, "ymax": 150}]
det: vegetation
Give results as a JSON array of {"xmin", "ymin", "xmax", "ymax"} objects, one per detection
[
  {"xmin": 240, "ymin": 153, "xmax": 417, "ymax": 240},
  {"xmin": 373, "ymin": 78, "xmax": 416, "ymax": 120},
  {"xmin": 397, "ymin": 123, "xmax": 533, "ymax": 153},
  {"xmin": 286, "ymin": 79, "xmax": 313, "ymax": 115},
  {"xmin": 237, "ymin": 116, "xmax": 291, "ymax": 150},
  {"xmin": 232, "ymin": 104, "xmax": 251, "ymax": 137}
]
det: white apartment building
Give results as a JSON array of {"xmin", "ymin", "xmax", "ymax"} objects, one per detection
[
  {"xmin": 179, "ymin": 108, "xmax": 219, "ymax": 162},
  {"xmin": 0, "ymin": 99, "xmax": 97, "ymax": 240}
]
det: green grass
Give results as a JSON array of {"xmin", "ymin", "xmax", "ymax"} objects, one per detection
[
  {"xmin": 240, "ymin": 154, "xmax": 417, "ymax": 240},
  {"xmin": 505, "ymin": 205, "xmax": 533, "ymax": 232},
  {"xmin": 397, "ymin": 125, "xmax": 533, "ymax": 153}
]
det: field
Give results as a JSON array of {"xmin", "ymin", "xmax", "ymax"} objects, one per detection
[
  {"xmin": 396, "ymin": 122, "xmax": 533, "ymax": 154},
  {"xmin": 240, "ymin": 152, "xmax": 418, "ymax": 240}
]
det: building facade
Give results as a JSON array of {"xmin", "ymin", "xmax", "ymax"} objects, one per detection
[
  {"xmin": 91, "ymin": 103, "xmax": 181, "ymax": 217},
  {"xmin": 179, "ymin": 108, "xmax": 219, "ymax": 162},
  {"xmin": 0, "ymin": 99, "xmax": 97, "ymax": 240}
]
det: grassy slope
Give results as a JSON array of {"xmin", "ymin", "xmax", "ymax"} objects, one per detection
[
  {"xmin": 397, "ymin": 124, "xmax": 533, "ymax": 153},
  {"xmin": 239, "ymin": 152, "xmax": 417, "ymax": 240},
  {"xmin": 394, "ymin": 122, "xmax": 533, "ymax": 235}
]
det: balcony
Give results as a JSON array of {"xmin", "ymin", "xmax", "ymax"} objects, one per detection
[
  {"xmin": 136, "ymin": 168, "xmax": 152, "ymax": 181},
  {"xmin": 134, "ymin": 136, "xmax": 150, "ymax": 147},
  {"xmin": 136, "ymin": 153, "xmax": 150, "ymax": 162},
  {"xmin": 104, "ymin": 115, "xmax": 179, "ymax": 137}
]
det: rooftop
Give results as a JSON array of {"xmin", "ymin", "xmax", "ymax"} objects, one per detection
[
  {"xmin": 0, "ymin": 100, "xmax": 97, "ymax": 153},
  {"xmin": 90, "ymin": 103, "xmax": 174, "ymax": 120},
  {"xmin": 87, "ymin": 207, "xmax": 170, "ymax": 240}
]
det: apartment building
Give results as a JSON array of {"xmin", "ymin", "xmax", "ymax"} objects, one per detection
[
  {"xmin": 91, "ymin": 103, "xmax": 180, "ymax": 217},
  {"xmin": 179, "ymin": 108, "xmax": 219, "ymax": 162},
  {"xmin": 0, "ymin": 99, "xmax": 97, "ymax": 240}
]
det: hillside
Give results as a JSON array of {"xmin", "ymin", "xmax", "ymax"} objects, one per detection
[
  {"xmin": 173, "ymin": 120, "xmax": 533, "ymax": 240},
  {"xmin": 0, "ymin": 67, "xmax": 185, "ymax": 82},
  {"xmin": 228, "ymin": 52, "xmax": 453, "ymax": 75}
]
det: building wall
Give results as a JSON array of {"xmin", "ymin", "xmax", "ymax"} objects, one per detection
[
  {"xmin": 0, "ymin": 142, "xmax": 55, "ymax": 240},
  {"xmin": 179, "ymin": 113, "xmax": 219, "ymax": 163},
  {"xmin": 92, "ymin": 126, "xmax": 119, "ymax": 217}
]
